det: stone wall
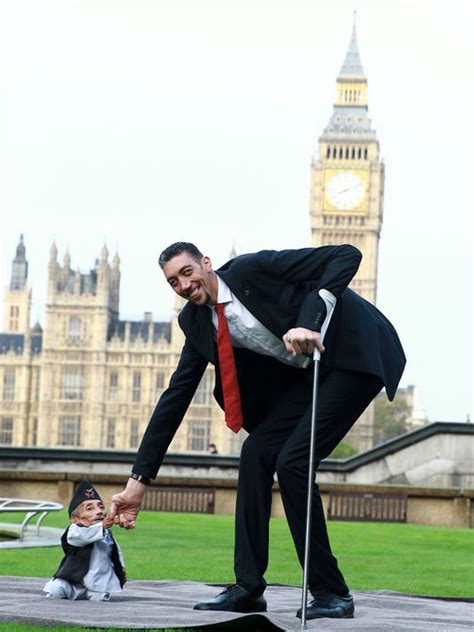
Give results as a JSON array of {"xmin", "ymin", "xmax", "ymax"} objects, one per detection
[{"xmin": 0, "ymin": 470, "xmax": 472, "ymax": 529}]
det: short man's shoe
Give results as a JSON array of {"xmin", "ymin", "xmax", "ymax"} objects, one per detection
[
  {"xmin": 296, "ymin": 590, "xmax": 354, "ymax": 619},
  {"xmin": 193, "ymin": 584, "xmax": 267, "ymax": 612}
]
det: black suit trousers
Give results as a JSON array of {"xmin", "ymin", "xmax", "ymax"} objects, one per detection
[{"xmin": 234, "ymin": 360, "xmax": 382, "ymax": 596}]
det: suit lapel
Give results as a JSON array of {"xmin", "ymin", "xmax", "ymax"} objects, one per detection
[
  {"xmin": 217, "ymin": 269, "xmax": 281, "ymax": 337},
  {"xmin": 190, "ymin": 304, "xmax": 216, "ymax": 363}
]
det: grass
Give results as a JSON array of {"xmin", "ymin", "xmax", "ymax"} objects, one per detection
[{"xmin": 1, "ymin": 509, "xmax": 473, "ymax": 599}]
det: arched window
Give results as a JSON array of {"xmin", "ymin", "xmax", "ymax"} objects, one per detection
[
  {"xmin": 3, "ymin": 370, "xmax": 15, "ymax": 401},
  {"xmin": 364, "ymin": 148, "xmax": 368, "ymax": 159},
  {"xmin": 156, "ymin": 372, "xmax": 165, "ymax": 399},
  {"xmin": 132, "ymin": 372, "xmax": 141, "ymax": 402},
  {"xmin": 58, "ymin": 416, "xmax": 81, "ymax": 446},
  {"xmin": 109, "ymin": 372, "xmax": 118, "ymax": 401},
  {"xmin": 326, "ymin": 146, "xmax": 331, "ymax": 159},
  {"xmin": 69, "ymin": 317, "xmax": 81, "ymax": 339},
  {"xmin": 130, "ymin": 420, "xmax": 139, "ymax": 448}
]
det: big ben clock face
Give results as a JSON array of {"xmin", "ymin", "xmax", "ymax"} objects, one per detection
[{"xmin": 326, "ymin": 172, "xmax": 365, "ymax": 211}]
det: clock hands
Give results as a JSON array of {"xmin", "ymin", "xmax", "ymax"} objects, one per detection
[{"xmin": 337, "ymin": 184, "xmax": 363, "ymax": 195}]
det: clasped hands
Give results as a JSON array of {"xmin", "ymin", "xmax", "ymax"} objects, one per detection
[
  {"xmin": 283, "ymin": 327, "xmax": 324, "ymax": 356},
  {"xmin": 109, "ymin": 478, "xmax": 147, "ymax": 530}
]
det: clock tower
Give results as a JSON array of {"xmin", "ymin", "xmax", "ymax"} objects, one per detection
[
  {"xmin": 310, "ymin": 19, "xmax": 383, "ymax": 451},
  {"xmin": 310, "ymin": 19, "xmax": 384, "ymax": 304}
]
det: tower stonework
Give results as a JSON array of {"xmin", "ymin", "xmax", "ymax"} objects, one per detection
[
  {"xmin": 309, "ymin": 21, "xmax": 384, "ymax": 451},
  {"xmin": 3, "ymin": 235, "xmax": 32, "ymax": 334},
  {"xmin": 310, "ymin": 21, "xmax": 384, "ymax": 304}
]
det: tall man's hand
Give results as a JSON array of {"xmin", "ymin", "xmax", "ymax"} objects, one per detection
[
  {"xmin": 110, "ymin": 478, "xmax": 147, "ymax": 529},
  {"xmin": 283, "ymin": 327, "xmax": 325, "ymax": 357}
]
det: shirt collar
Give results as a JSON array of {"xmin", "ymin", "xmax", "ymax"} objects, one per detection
[{"xmin": 215, "ymin": 274, "xmax": 232, "ymax": 305}]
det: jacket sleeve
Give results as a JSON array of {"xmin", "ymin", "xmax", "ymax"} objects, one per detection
[
  {"xmin": 257, "ymin": 244, "xmax": 362, "ymax": 331},
  {"xmin": 132, "ymin": 339, "xmax": 208, "ymax": 479}
]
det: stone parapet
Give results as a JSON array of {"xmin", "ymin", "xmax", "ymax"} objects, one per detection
[{"xmin": 0, "ymin": 469, "xmax": 472, "ymax": 528}]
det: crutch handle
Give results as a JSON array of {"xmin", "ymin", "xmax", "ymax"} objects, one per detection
[{"xmin": 313, "ymin": 289, "xmax": 337, "ymax": 362}]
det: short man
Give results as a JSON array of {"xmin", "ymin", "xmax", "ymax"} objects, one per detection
[
  {"xmin": 44, "ymin": 480, "xmax": 126, "ymax": 601},
  {"xmin": 111, "ymin": 242, "xmax": 405, "ymax": 619}
]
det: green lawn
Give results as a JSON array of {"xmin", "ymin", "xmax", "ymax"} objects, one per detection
[{"xmin": 0, "ymin": 509, "xmax": 472, "ymax": 599}]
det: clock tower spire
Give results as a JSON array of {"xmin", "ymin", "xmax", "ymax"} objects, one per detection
[{"xmin": 309, "ymin": 15, "xmax": 384, "ymax": 304}]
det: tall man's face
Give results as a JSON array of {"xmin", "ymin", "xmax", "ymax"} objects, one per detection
[{"xmin": 163, "ymin": 252, "xmax": 218, "ymax": 306}]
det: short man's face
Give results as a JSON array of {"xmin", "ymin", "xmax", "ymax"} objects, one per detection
[
  {"xmin": 163, "ymin": 252, "xmax": 217, "ymax": 306},
  {"xmin": 72, "ymin": 499, "xmax": 106, "ymax": 527}
]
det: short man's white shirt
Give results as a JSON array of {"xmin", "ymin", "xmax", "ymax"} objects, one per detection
[
  {"xmin": 209, "ymin": 276, "xmax": 310, "ymax": 369},
  {"xmin": 67, "ymin": 522, "xmax": 123, "ymax": 594}
]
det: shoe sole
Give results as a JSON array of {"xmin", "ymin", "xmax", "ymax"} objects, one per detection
[
  {"xmin": 194, "ymin": 607, "xmax": 267, "ymax": 612},
  {"xmin": 296, "ymin": 609, "xmax": 354, "ymax": 619}
]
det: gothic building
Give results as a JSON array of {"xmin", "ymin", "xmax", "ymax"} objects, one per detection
[{"xmin": 0, "ymin": 237, "xmax": 244, "ymax": 454}]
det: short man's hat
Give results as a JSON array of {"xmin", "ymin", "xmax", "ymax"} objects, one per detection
[{"xmin": 68, "ymin": 480, "xmax": 102, "ymax": 516}]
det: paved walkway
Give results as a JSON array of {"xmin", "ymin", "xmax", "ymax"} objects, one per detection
[{"xmin": 0, "ymin": 577, "xmax": 472, "ymax": 630}]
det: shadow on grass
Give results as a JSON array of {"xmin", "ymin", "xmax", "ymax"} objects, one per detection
[{"xmin": 0, "ymin": 618, "xmax": 282, "ymax": 632}]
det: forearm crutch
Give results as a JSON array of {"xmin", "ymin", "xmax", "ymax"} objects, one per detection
[{"xmin": 300, "ymin": 289, "xmax": 337, "ymax": 630}]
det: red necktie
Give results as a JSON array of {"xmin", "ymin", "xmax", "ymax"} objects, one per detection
[{"xmin": 215, "ymin": 303, "xmax": 243, "ymax": 433}]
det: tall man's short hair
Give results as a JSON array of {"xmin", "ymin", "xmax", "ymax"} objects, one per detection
[{"xmin": 158, "ymin": 242, "xmax": 204, "ymax": 269}]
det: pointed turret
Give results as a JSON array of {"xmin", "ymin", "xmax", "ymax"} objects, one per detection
[
  {"xmin": 320, "ymin": 14, "xmax": 375, "ymax": 141},
  {"xmin": 63, "ymin": 250, "xmax": 71, "ymax": 269},
  {"xmin": 101, "ymin": 244, "xmax": 109, "ymax": 263},
  {"xmin": 338, "ymin": 15, "xmax": 365, "ymax": 78},
  {"xmin": 50, "ymin": 241, "xmax": 58, "ymax": 262},
  {"xmin": 10, "ymin": 234, "xmax": 28, "ymax": 290},
  {"xmin": 4, "ymin": 235, "xmax": 31, "ymax": 332}
]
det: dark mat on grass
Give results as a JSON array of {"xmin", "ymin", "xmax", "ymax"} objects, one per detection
[{"xmin": 0, "ymin": 576, "xmax": 472, "ymax": 631}]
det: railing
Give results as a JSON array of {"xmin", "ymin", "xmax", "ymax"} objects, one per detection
[
  {"xmin": 143, "ymin": 487, "xmax": 215, "ymax": 514},
  {"xmin": 328, "ymin": 491, "xmax": 407, "ymax": 523},
  {"xmin": 0, "ymin": 498, "xmax": 64, "ymax": 540}
]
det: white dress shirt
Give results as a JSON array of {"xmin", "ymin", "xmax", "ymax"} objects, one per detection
[
  {"xmin": 67, "ymin": 522, "xmax": 124, "ymax": 594},
  {"xmin": 210, "ymin": 276, "xmax": 310, "ymax": 369}
]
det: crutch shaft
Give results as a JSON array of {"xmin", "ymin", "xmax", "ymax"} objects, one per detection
[
  {"xmin": 300, "ymin": 289, "xmax": 337, "ymax": 629},
  {"xmin": 300, "ymin": 358, "xmax": 320, "ymax": 628}
]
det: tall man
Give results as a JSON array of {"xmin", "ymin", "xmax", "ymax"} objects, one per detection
[{"xmin": 111, "ymin": 242, "xmax": 405, "ymax": 620}]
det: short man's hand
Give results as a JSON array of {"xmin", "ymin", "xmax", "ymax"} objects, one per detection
[
  {"xmin": 109, "ymin": 477, "xmax": 147, "ymax": 529},
  {"xmin": 283, "ymin": 327, "xmax": 324, "ymax": 357}
]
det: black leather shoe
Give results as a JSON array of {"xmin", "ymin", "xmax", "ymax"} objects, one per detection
[
  {"xmin": 296, "ymin": 590, "xmax": 354, "ymax": 619},
  {"xmin": 193, "ymin": 584, "xmax": 267, "ymax": 612}
]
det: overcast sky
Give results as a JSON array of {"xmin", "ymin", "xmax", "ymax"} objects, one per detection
[{"xmin": 0, "ymin": 0, "xmax": 472, "ymax": 423}]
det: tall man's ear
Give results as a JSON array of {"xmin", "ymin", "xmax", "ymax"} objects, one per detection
[{"xmin": 201, "ymin": 256, "xmax": 212, "ymax": 270}]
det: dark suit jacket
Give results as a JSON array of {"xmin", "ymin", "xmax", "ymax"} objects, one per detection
[{"xmin": 134, "ymin": 245, "xmax": 406, "ymax": 479}]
